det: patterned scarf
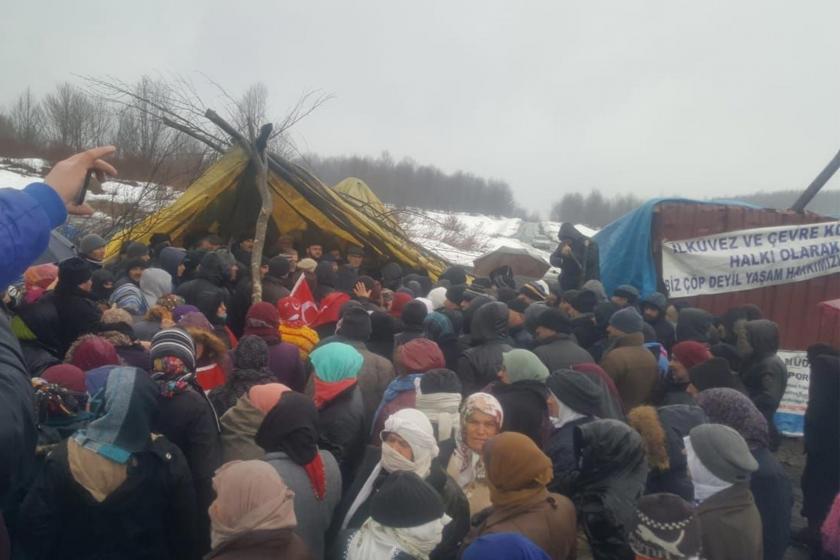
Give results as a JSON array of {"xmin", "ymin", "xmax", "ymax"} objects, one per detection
[{"xmin": 152, "ymin": 356, "xmax": 195, "ymax": 398}]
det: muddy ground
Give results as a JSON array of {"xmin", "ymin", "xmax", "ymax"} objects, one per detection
[{"xmin": 779, "ymin": 436, "xmax": 812, "ymax": 559}]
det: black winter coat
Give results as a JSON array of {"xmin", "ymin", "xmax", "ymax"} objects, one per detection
[
  {"xmin": 18, "ymin": 437, "xmax": 199, "ymax": 560},
  {"xmin": 546, "ymin": 416, "xmax": 594, "ymax": 497},
  {"xmin": 739, "ymin": 320, "xmax": 787, "ymax": 448},
  {"xmin": 802, "ymin": 351, "xmax": 840, "ymax": 525},
  {"xmin": 330, "ymin": 446, "xmax": 470, "ymax": 560},
  {"xmin": 533, "ymin": 334, "xmax": 595, "ymax": 373},
  {"xmin": 550, "ymin": 231, "xmax": 600, "ymax": 292},
  {"xmin": 751, "ymin": 446, "xmax": 793, "ymax": 560},
  {"xmin": 153, "ymin": 383, "xmax": 221, "ymax": 555},
  {"xmin": 53, "ymin": 287, "xmax": 102, "ymax": 354},
  {"xmin": 19, "ymin": 340, "xmax": 61, "ymax": 377},
  {"xmin": 645, "ymin": 405, "xmax": 707, "ymax": 501},
  {"xmin": 175, "ymin": 252, "xmax": 232, "ymax": 311},
  {"xmin": 457, "ymin": 303, "xmax": 512, "ymax": 396},
  {"xmin": 572, "ymin": 314, "xmax": 601, "ymax": 351},
  {"xmin": 646, "ymin": 316, "xmax": 675, "ymax": 353},
  {"xmin": 317, "ymin": 385, "xmax": 366, "ymax": 486},
  {"xmin": 509, "ymin": 325, "xmax": 534, "ymax": 350}
]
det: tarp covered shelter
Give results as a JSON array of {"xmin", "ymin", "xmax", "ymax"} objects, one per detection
[{"xmin": 105, "ymin": 148, "xmax": 449, "ymax": 278}]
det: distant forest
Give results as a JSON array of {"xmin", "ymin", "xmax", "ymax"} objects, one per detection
[{"xmin": 302, "ymin": 152, "xmax": 535, "ymax": 219}]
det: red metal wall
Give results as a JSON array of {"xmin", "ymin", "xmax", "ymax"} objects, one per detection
[{"xmin": 651, "ymin": 203, "xmax": 840, "ymax": 350}]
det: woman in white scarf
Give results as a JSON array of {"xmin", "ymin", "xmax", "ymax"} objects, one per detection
[
  {"xmin": 445, "ymin": 392, "xmax": 503, "ymax": 515},
  {"xmin": 414, "ymin": 369, "xmax": 463, "ymax": 442},
  {"xmin": 347, "ymin": 471, "xmax": 450, "ymax": 560},
  {"xmin": 341, "ymin": 408, "xmax": 441, "ymax": 530}
]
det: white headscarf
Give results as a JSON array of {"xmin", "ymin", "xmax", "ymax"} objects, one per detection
[
  {"xmin": 342, "ymin": 408, "xmax": 439, "ymax": 530},
  {"xmin": 415, "ymin": 388, "xmax": 462, "ymax": 442},
  {"xmin": 347, "ymin": 515, "xmax": 451, "ymax": 560},
  {"xmin": 415, "ymin": 297, "xmax": 434, "ymax": 314},
  {"xmin": 427, "ymin": 287, "xmax": 448, "ymax": 311},
  {"xmin": 684, "ymin": 436, "xmax": 732, "ymax": 504}
]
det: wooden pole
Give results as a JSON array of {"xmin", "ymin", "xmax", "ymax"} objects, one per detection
[
  {"xmin": 249, "ymin": 124, "xmax": 273, "ymax": 304},
  {"xmin": 791, "ymin": 148, "xmax": 840, "ymax": 213}
]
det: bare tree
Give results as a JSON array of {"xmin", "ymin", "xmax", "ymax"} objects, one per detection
[
  {"xmin": 10, "ymin": 88, "xmax": 44, "ymax": 147},
  {"xmin": 44, "ymin": 82, "xmax": 110, "ymax": 151}
]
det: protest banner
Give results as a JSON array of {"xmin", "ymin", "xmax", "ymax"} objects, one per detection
[
  {"xmin": 662, "ymin": 220, "xmax": 840, "ymax": 298},
  {"xmin": 774, "ymin": 350, "xmax": 810, "ymax": 437}
]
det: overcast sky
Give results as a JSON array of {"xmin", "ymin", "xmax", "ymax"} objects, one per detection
[{"xmin": 2, "ymin": 0, "xmax": 839, "ymax": 214}]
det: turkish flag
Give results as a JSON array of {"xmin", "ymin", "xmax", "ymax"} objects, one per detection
[{"xmin": 290, "ymin": 274, "xmax": 320, "ymax": 326}]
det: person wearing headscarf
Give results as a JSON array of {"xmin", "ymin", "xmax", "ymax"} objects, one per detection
[
  {"xmin": 460, "ymin": 432, "xmax": 576, "ymax": 560},
  {"xmin": 138, "ymin": 267, "xmax": 172, "ymax": 309},
  {"xmin": 309, "ymin": 342, "xmax": 366, "ymax": 484},
  {"xmin": 415, "ymin": 369, "xmax": 463, "ymax": 443},
  {"xmin": 65, "ymin": 334, "xmax": 120, "ymax": 372},
  {"xmin": 457, "ymin": 302, "xmax": 513, "ymax": 396},
  {"xmin": 149, "ymin": 327, "xmax": 221, "ymax": 555},
  {"xmin": 569, "ymin": 362, "xmax": 625, "ymax": 420},
  {"xmin": 277, "ymin": 296, "xmax": 320, "ymax": 360},
  {"xmin": 685, "ymin": 424, "xmax": 762, "ymax": 559},
  {"xmin": 334, "ymin": 408, "xmax": 469, "ymax": 560},
  {"xmin": 209, "ymin": 335, "xmax": 275, "ymax": 417},
  {"xmin": 395, "ymin": 300, "xmax": 429, "ymax": 348},
  {"xmin": 109, "ymin": 272, "xmax": 150, "ymax": 316},
  {"xmin": 19, "ymin": 367, "xmax": 198, "ymax": 560},
  {"xmin": 440, "ymin": 392, "xmax": 504, "ymax": 515},
  {"xmin": 206, "ymin": 460, "xmax": 313, "ymax": 560},
  {"xmin": 219, "ymin": 383, "xmax": 290, "ymax": 463},
  {"xmin": 179, "ymin": 312, "xmax": 233, "ymax": 392},
  {"xmin": 371, "ymin": 338, "xmax": 446, "ymax": 443},
  {"xmin": 156, "ymin": 246, "xmax": 187, "ymax": 287},
  {"xmin": 242, "ymin": 301, "xmax": 306, "ymax": 391},
  {"xmin": 652, "ymin": 341, "xmax": 712, "ymax": 406},
  {"xmin": 695, "ymin": 388, "xmax": 792, "ymax": 560},
  {"xmin": 390, "ymin": 291, "xmax": 414, "ymax": 320},
  {"xmin": 337, "ymin": 471, "xmax": 449, "ymax": 560},
  {"xmin": 98, "ymin": 308, "xmax": 151, "ymax": 370},
  {"xmin": 571, "ymin": 419, "xmax": 648, "ymax": 559},
  {"xmin": 462, "ymin": 533, "xmax": 551, "ymax": 560},
  {"xmin": 33, "ymin": 365, "xmax": 94, "ymax": 450},
  {"xmin": 89, "ymin": 268, "xmax": 115, "ymax": 304},
  {"xmin": 257, "ymin": 393, "xmax": 341, "ymax": 560},
  {"xmin": 626, "ymin": 404, "xmax": 708, "ymax": 502},
  {"xmin": 543, "ymin": 370, "xmax": 604, "ymax": 496},
  {"xmin": 491, "ymin": 375, "xmax": 551, "ymax": 448}
]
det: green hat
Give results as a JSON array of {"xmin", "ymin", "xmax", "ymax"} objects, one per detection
[{"xmin": 502, "ymin": 349, "xmax": 549, "ymax": 384}]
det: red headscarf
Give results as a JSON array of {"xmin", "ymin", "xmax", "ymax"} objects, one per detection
[
  {"xmin": 395, "ymin": 338, "xmax": 445, "ymax": 374},
  {"xmin": 68, "ymin": 336, "xmax": 120, "ymax": 372},
  {"xmin": 672, "ymin": 341, "xmax": 712, "ymax": 370},
  {"xmin": 389, "ymin": 292, "xmax": 413, "ymax": 319},
  {"xmin": 42, "ymin": 364, "xmax": 86, "ymax": 393},
  {"xmin": 245, "ymin": 302, "xmax": 281, "ymax": 342}
]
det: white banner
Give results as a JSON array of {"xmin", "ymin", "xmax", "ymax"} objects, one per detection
[
  {"xmin": 662, "ymin": 221, "xmax": 840, "ymax": 298},
  {"xmin": 774, "ymin": 350, "xmax": 810, "ymax": 437}
]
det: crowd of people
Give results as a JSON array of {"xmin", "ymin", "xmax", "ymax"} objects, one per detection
[{"xmin": 0, "ymin": 146, "xmax": 838, "ymax": 560}]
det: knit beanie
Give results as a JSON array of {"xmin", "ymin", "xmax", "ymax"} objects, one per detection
[
  {"xmin": 545, "ymin": 369, "xmax": 602, "ymax": 416},
  {"xmin": 613, "ymin": 284, "xmax": 640, "ymax": 304},
  {"xmin": 58, "ymin": 257, "xmax": 92, "ymax": 288},
  {"xmin": 688, "ymin": 423, "xmax": 758, "ymax": 484},
  {"xmin": 124, "ymin": 241, "xmax": 149, "ymax": 260},
  {"xmin": 641, "ymin": 292, "xmax": 668, "ymax": 314},
  {"xmin": 267, "ymin": 256, "xmax": 290, "ymax": 278},
  {"xmin": 609, "ymin": 307, "xmax": 644, "ymax": 334},
  {"xmin": 79, "ymin": 234, "xmax": 107, "ymax": 256},
  {"xmin": 629, "ymin": 493, "xmax": 702, "ymax": 560},
  {"xmin": 445, "ymin": 285, "xmax": 467, "ymax": 305},
  {"xmin": 428, "ymin": 287, "xmax": 448, "ymax": 310},
  {"xmin": 338, "ymin": 306, "xmax": 372, "ymax": 342},
  {"xmin": 371, "ymin": 471, "xmax": 445, "ymax": 528},
  {"xmin": 502, "ymin": 349, "xmax": 549, "ymax": 384},
  {"xmin": 439, "ymin": 266, "xmax": 467, "ymax": 287},
  {"xmin": 536, "ymin": 308, "xmax": 573, "ymax": 334},
  {"xmin": 150, "ymin": 328, "xmax": 197, "ymax": 372},
  {"xmin": 419, "ymin": 368, "xmax": 462, "ymax": 394},
  {"xmin": 688, "ymin": 357, "xmax": 740, "ymax": 392},
  {"xmin": 672, "ymin": 341, "xmax": 712, "ymax": 370},
  {"xmin": 310, "ymin": 342, "xmax": 364, "ymax": 382},
  {"xmin": 571, "ymin": 289, "xmax": 598, "ymax": 314},
  {"xmin": 401, "ymin": 300, "xmax": 429, "ymax": 328},
  {"xmin": 234, "ymin": 335, "xmax": 269, "ymax": 370},
  {"xmin": 507, "ymin": 297, "xmax": 530, "ymax": 314}
]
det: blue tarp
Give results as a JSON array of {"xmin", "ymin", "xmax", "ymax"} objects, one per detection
[{"xmin": 593, "ymin": 198, "xmax": 761, "ymax": 298}]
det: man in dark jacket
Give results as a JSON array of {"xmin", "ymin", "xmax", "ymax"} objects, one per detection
[
  {"xmin": 736, "ymin": 319, "xmax": 788, "ymax": 450},
  {"xmin": 457, "ymin": 302, "xmax": 513, "ymax": 396},
  {"xmin": 550, "ymin": 223, "xmax": 600, "ymax": 292},
  {"xmin": 261, "ymin": 255, "xmax": 292, "ymax": 306},
  {"xmin": 600, "ymin": 307, "xmax": 659, "ymax": 411},
  {"xmin": 675, "ymin": 307, "xmax": 717, "ymax": 344},
  {"xmin": 506, "ymin": 298, "xmax": 534, "ymax": 350},
  {"xmin": 567, "ymin": 289, "xmax": 601, "ymax": 350},
  {"xmin": 532, "ymin": 308, "xmax": 594, "ymax": 373},
  {"xmin": 54, "ymin": 257, "xmax": 103, "ymax": 355},
  {"xmin": 176, "ymin": 250, "xmax": 235, "ymax": 311},
  {"xmin": 640, "ymin": 292, "xmax": 676, "ymax": 352},
  {"xmin": 610, "ymin": 284, "xmax": 640, "ymax": 309}
]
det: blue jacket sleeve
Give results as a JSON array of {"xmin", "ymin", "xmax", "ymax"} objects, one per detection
[{"xmin": 0, "ymin": 183, "xmax": 67, "ymax": 288}]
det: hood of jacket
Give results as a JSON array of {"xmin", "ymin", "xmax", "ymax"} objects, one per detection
[
  {"xmin": 471, "ymin": 301, "xmax": 510, "ymax": 345},
  {"xmin": 157, "ymin": 246, "xmax": 186, "ymax": 279},
  {"xmin": 675, "ymin": 308, "xmax": 714, "ymax": 343},
  {"xmin": 741, "ymin": 319, "xmax": 779, "ymax": 359},
  {"xmin": 657, "ymin": 404, "xmax": 708, "ymax": 470},
  {"xmin": 197, "ymin": 251, "xmax": 234, "ymax": 286}
]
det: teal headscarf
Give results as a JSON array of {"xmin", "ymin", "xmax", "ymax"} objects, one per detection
[{"xmin": 310, "ymin": 342, "xmax": 364, "ymax": 382}]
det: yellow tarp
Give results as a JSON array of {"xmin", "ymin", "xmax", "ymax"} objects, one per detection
[
  {"xmin": 334, "ymin": 177, "xmax": 401, "ymax": 231},
  {"xmin": 105, "ymin": 148, "xmax": 448, "ymax": 279}
]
